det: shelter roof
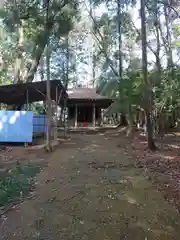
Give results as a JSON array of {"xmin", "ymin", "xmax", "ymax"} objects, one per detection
[
  {"xmin": 0, "ymin": 79, "xmax": 67, "ymax": 105},
  {"xmin": 67, "ymin": 87, "xmax": 113, "ymax": 108}
]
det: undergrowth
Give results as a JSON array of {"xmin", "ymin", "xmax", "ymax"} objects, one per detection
[{"xmin": 0, "ymin": 163, "xmax": 41, "ymax": 207}]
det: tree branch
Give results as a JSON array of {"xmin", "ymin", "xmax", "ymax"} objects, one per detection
[
  {"xmin": 85, "ymin": 3, "xmax": 119, "ymax": 77},
  {"xmin": 158, "ymin": 0, "xmax": 180, "ymax": 18},
  {"xmin": 131, "ymin": 20, "xmax": 160, "ymax": 59}
]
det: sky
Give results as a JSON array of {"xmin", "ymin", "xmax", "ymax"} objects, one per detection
[{"xmin": 0, "ymin": 0, "xmax": 5, "ymax": 7}]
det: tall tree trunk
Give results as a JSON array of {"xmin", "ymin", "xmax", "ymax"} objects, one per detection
[
  {"xmin": 45, "ymin": 0, "xmax": 52, "ymax": 152},
  {"xmin": 119, "ymin": 114, "xmax": 127, "ymax": 126},
  {"xmin": 64, "ymin": 36, "xmax": 69, "ymax": 137},
  {"xmin": 126, "ymin": 104, "xmax": 134, "ymax": 136},
  {"xmin": 155, "ymin": 24, "xmax": 161, "ymax": 74},
  {"xmin": 92, "ymin": 54, "xmax": 96, "ymax": 87},
  {"xmin": 163, "ymin": 3, "xmax": 174, "ymax": 107},
  {"xmin": 158, "ymin": 2, "xmax": 173, "ymax": 75},
  {"xmin": 154, "ymin": 1, "xmax": 161, "ymax": 75},
  {"xmin": 153, "ymin": 0, "xmax": 161, "ymax": 137},
  {"xmin": 40, "ymin": 54, "xmax": 44, "ymax": 81},
  {"xmin": 90, "ymin": 0, "xmax": 96, "ymax": 88},
  {"xmin": 117, "ymin": 0, "xmax": 122, "ymax": 81},
  {"xmin": 117, "ymin": 0, "xmax": 125, "ymax": 129},
  {"xmin": 26, "ymin": 29, "xmax": 51, "ymax": 83},
  {"xmin": 14, "ymin": 19, "xmax": 24, "ymax": 83},
  {"xmin": 163, "ymin": 4, "xmax": 173, "ymax": 70},
  {"xmin": 25, "ymin": 0, "xmax": 68, "ymax": 83},
  {"xmin": 140, "ymin": 0, "xmax": 157, "ymax": 150},
  {"xmin": 40, "ymin": 54, "xmax": 47, "ymax": 113}
]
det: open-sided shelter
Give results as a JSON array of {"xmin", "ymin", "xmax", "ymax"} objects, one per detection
[
  {"xmin": 0, "ymin": 80, "xmax": 67, "ymax": 142},
  {"xmin": 0, "ymin": 79, "xmax": 67, "ymax": 106}
]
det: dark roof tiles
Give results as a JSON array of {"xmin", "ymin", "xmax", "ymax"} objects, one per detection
[{"xmin": 68, "ymin": 88, "xmax": 109, "ymax": 100}]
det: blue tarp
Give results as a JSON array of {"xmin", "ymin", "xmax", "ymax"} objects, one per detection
[{"xmin": 0, "ymin": 111, "xmax": 33, "ymax": 143}]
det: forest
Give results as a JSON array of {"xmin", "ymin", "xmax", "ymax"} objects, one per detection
[
  {"xmin": 1, "ymin": 1, "xmax": 180, "ymax": 237},
  {"xmin": 0, "ymin": 0, "xmax": 180, "ymax": 150}
]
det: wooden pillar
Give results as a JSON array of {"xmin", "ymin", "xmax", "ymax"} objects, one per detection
[
  {"xmin": 26, "ymin": 90, "xmax": 29, "ymax": 111},
  {"xmin": 101, "ymin": 108, "xmax": 104, "ymax": 126},
  {"xmin": 75, "ymin": 104, "xmax": 77, "ymax": 128},
  {"xmin": 92, "ymin": 102, "xmax": 95, "ymax": 128},
  {"xmin": 25, "ymin": 89, "xmax": 29, "ymax": 148},
  {"xmin": 54, "ymin": 86, "xmax": 58, "ymax": 142},
  {"xmin": 63, "ymin": 98, "xmax": 67, "ymax": 137}
]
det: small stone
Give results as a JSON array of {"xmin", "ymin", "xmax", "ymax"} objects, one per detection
[
  {"xmin": 45, "ymin": 179, "xmax": 50, "ymax": 183},
  {"xmin": 35, "ymin": 218, "xmax": 44, "ymax": 230},
  {"xmin": 48, "ymin": 196, "xmax": 56, "ymax": 203},
  {"xmin": 1, "ymin": 215, "xmax": 7, "ymax": 220}
]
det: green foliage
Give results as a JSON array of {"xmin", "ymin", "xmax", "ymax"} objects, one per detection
[
  {"xmin": 91, "ymin": 0, "xmax": 180, "ymax": 134},
  {"xmin": 0, "ymin": 0, "xmax": 180, "ymax": 133},
  {"xmin": 0, "ymin": 163, "xmax": 41, "ymax": 207},
  {"xmin": 30, "ymin": 103, "xmax": 45, "ymax": 115},
  {"xmin": 0, "ymin": 0, "xmax": 80, "ymax": 85}
]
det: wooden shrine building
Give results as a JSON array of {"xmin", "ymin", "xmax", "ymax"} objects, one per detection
[{"xmin": 67, "ymin": 87, "xmax": 113, "ymax": 128}]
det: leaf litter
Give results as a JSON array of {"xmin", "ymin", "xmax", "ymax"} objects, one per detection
[{"xmin": 106, "ymin": 129, "xmax": 180, "ymax": 213}]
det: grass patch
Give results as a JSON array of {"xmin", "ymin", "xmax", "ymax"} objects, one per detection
[{"xmin": 0, "ymin": 162, "xmax": 41, "ymax": 207}]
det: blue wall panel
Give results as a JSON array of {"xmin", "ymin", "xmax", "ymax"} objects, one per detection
[
  {"xmin": 0, "ymin": 111, "xmax": 33, "ymax": 143},
  {"xmin": 33, "ymin": 115, "xmax": 46, "ymax": 133}
]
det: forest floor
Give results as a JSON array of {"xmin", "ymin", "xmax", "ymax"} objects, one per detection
[
  {"xmin": 107, "ymin": 128, "xmax": 180, "ymax": 212},
  {"xmin": 1, "ymin": 130, "xmax": 180, "ymax": 239}
]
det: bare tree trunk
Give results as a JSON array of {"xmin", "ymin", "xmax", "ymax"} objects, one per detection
[
  {"xmin": 45, "ymin": 0, "xmax": 52, "ymax": 152},
  {"xmin": 163, "ymin": 3, "xmax": 174, "ymax": 109},
  {"xmin": 90, "ymin": 0, "xmax": 96, "ymax": 88},
  {"xmin": 126, "ymin": 104, "xmax": 134, "ymax": 136},
  {"xmin": 40, "ymin": 54, "xmax": 45, "ymax": 81},
  {"xmin": 140, "ymin": 0, "xmax": 157, "ymax": 150},
  {"xmin": 40, "ymin": 54, "xmax": 46, "ymax": 113},
  {"xmin": 119, "ymin": 114, "xmax": 127, "ymax": 126},
  {"xmin": 163, "ymin": 4, "xmax": 173, "ymax": 70},
  {"xmin": 63, "ymin": 99, "xmax": 67, "ymax": 138},
  {"xmin": 117, "ymin": 0, "xmax": 125, "ymax": 130},
  {"xmin": 64, "ymin": 35, "xmax": 69, "ymax": 137},
  {"xmin": 117, "ymin": 0, "xmax": 122, "ymax": 81},
  {"xmin": 45, "ymin": 52, "xmax": 52, "ymax": 152},
  {"xmin": 154, "ymin": 1, "xmax": 161, "ymax": 75},
  {"xmin": 26, "ymin": 30, "xmax": 50, "ymax": 83},
  {"xmin": 14, "ymin": 19, "xmax": 24, "ymax": 83}
]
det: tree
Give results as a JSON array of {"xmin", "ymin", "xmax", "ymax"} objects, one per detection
[
  {"xmin": 45, "ymin": 0, "xmax": 52, "ymax": 152},
  {"xmin": 140, "ymin": 0, "xmax": 157, "ymax": 150},
  {"xmin": 89, "ymin": 0, "xmax": 180, "ymax": 149},
  {"xmin": 1, "ymin": 0, "xmax": 180, "ymax": 151},
  {"xmin": 1, "ymin": 0, "xmax": 79, "ymax": 84}
]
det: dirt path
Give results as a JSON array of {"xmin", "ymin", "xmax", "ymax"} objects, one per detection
[{"xmin": 1, "ymin": 133, "xmax": 180, "ymax": 239}]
